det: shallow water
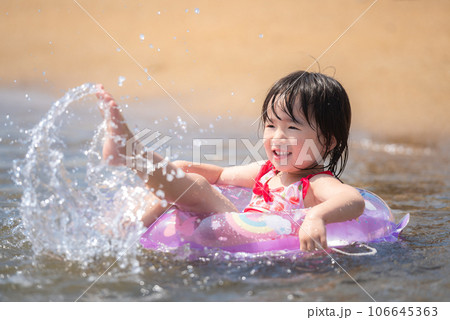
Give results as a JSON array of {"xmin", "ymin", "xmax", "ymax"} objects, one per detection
[{"xmin": 0, "ymin": 85, "xmax": 448, "ymax": 301}]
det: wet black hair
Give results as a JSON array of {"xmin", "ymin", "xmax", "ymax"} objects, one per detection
[{"xmin": 261, "ymin": 70, "xmax": 351, "ymax": 178}]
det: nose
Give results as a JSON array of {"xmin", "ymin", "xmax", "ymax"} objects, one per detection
[
  {"xmin": 272, "ymin": 127, "xmax": 287, "ymax": 140},
  {"xmin": 269, "ymin": 128, "xmax": 290, "ymax": 149}
]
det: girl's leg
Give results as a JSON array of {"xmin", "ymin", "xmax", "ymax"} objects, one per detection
[
  {"xmin": 140, "ymin": 192, "xmax": 167, "ymax": 227},
  {"xmin": 96, "ymin": 85, "xmax": 237, "ymax": 218},
  {"xmin": 96, "ymin": 85, "xmax": 132, "ymax": 167}
]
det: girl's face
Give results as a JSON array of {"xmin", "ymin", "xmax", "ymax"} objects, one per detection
[{"xmin": 263, "ymin": 100, "xmax": 326, "ymax": 174}]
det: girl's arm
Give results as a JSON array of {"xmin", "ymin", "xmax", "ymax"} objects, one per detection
[
  {"xmin": 173, "ymin": 160, "xmax": 223, "ymax": 185},
  {"xmin": 173, "ymin": 160, "xmax": 263, "ymax": 188},
  {"xmin": 299, "ymin": 174, "xmax": 365, "ymax": 251}
]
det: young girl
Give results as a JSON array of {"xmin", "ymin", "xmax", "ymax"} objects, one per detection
[{"xmin": 96, "ymin": 70, "xmax": 365, "ymax": 252}]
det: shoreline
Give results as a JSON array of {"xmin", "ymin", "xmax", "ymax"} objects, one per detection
[{"xmin": 1, "ymin": 85, "xmax": 448, "ymax": 152}]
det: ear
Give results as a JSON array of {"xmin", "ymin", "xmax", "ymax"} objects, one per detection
[{"xmin": 330, "ymin": 136, "xmax": 337, "ymax": 150}]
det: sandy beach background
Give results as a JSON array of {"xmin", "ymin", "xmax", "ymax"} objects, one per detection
[{"xmin": 1, "ymin": 0, "xmax": 449, "ymax": 144}]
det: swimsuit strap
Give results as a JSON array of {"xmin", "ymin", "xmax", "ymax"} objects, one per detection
[
  {"xmin": 252, "ymin": 161, "xmax": 333, "ymax": 202},
  {"xmin": 300, "ymin": 170, "xmax": 333, "ymax": 199},
  {"xmin": 252, "ymin": 161, "xmax": 278, "ymax": 202},
  {"xmin": 254, "ymin": 160, "xmax": 278, "ymax": 182}
]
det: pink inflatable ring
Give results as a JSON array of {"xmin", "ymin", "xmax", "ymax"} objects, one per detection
[{"xmin": 140, "ymin": 186, "xmax": 409, "ymax": 253}]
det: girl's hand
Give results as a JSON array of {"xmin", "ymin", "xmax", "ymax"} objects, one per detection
[{"xmin": 299, "ymin": 215, "xmax": 327, "ymax": 251}]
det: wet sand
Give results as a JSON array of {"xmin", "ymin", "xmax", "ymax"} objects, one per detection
[{"xmin": 1, "ymin": 0, "xmax": 449, "ymax": 143}]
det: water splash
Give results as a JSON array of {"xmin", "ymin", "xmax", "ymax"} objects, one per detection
[{"xmin": 12, "ymin": 83, "xmax": 147, "ymax": 268}]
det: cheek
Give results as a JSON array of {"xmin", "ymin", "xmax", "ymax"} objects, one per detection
[
  {"xmin": 289, "ymin": 143, "xmax": 302, "ymax": 156},
  {"xmin": 262, "ymin": 129, "xmax": 270, "ymax": 144},
  {"xmin": 262, "ymin": 132, "xmax": 272, "ymax": 156},
  {"xmin": 312, "ymin": 137, "xmax": 327, "ymax": 156},
  {"xmin": 263, "ymin": 139, "xmax": 272, "ymax": 156}
]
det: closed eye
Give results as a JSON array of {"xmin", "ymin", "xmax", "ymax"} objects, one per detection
[{"xmin": 288, "ymin": 126, "xmax": 300, "ymax": 130}]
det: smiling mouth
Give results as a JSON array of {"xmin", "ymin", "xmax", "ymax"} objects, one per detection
[{"xmin": 273, "ymin": 149, "xmax": 292, "ymax": 157}]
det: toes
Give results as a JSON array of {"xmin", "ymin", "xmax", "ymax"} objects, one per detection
[
  {"xmin": 97, "ymin": 91, "xmax": 117, "ymax": 107},
  {"xmin": 104, "ymin": 95, "xmax": 118, "ymax": 107},
  {"xmin": 95, "ymin": 84, "xmax": 104, "ymax": 98}
]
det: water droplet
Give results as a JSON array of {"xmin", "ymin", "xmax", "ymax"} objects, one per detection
[
  {"xmin": 173, "ymin": 36, "xmax": 177, "ymax": 40},
  {"xmin": 118, "ymin": 76, "xmax": 126, "ymax": 87},
  {"xmin": 216, "ymin": 116, "xmax": 222, "ymax": 121},
  {"xmin": 140, "ymin": 288, "xmax": 149, "ymax": 295},
  {"xmin": 251, "ymin": 98, "xmax": 255, "ymax": 103},
  {"xmin": 116, "ymin": 47, "xmax": 121, "ymax": 52},
  {"xmin": 156, "ymin": 190, "xmax": 165, "ymax": 198},
  {"xmin": 194, "ymin": 8, "xmax": 200, "ymax": 14},
  {"xmin": 42, "ymin": 71, "xmax": 46, "ymax": 76},
  {"xmin": 185, "ymin": 9, "xmax": 189, "ymax": 13},
  {"xmin": 139, "ymin": 34, "xmax": 145, "ymax": 41},
  {"xmin": 157, "ymin": 48, "xmax": 161, "ymax": 52},
  {"xmin": 157, "ymin": 11, "xmax": 161, "ymax": 15},
  {"xmin": 49, "ymin": 41, "xmax": 52, "ymax": 45},
  {"xmin": 149, "ymin": 44, "xmax": 154, "ymax": 49},
  {"xmin": 231, "ymin": 92, "xmax": 235, "ymax": 96},
  {"xmin": 186, "ymin": 29, "xmax": 190, "ymax": 33},
  {"xmin": 209, "ymin": 123, "xmax": 214, "ymax": 129},
  {"xmin": 176, "ymin": 168, "xmax": 185, "ymax": 178},
  {"xmin": 153, "ymin": 285, "xmax": 163, "ymax": 292},
  {"xmin": 259, "ymin": 34, "xmax": 264, "ymax": 38}
]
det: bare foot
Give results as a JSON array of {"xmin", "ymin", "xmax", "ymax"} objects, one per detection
[{"xmin": 96, "ymin": 84, "xmax": 133, "ymax": 166}]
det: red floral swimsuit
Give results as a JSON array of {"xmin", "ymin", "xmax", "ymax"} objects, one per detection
[{"xmin": 243, "ymin": 160, "xmax": 332, "ymax": 213}]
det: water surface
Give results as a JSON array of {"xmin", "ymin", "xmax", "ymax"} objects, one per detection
[{"xmin": 0, "ymin": 86, "xmax": 448, "ymax": 301}]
